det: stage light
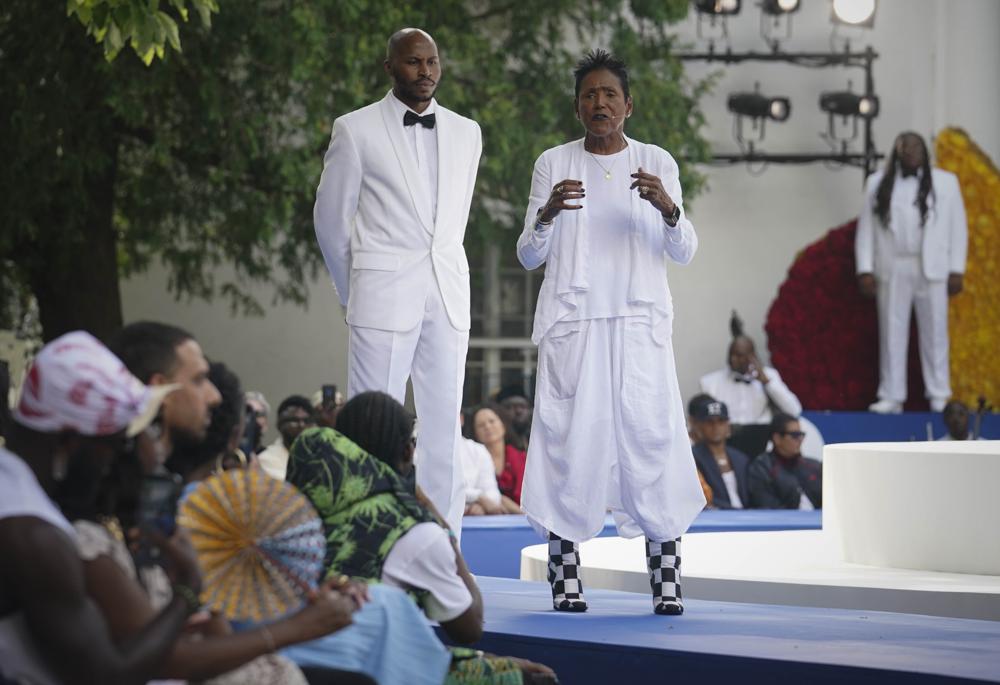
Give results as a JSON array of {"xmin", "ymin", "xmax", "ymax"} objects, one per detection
[
  {"xmin": 693, "ymin": 0, "xmax": 741, "ymax": 15},
  {"xmin": 819, "ymin": 91, "xmax": 879, "ymax": 118},
  {"xmin": 728, "ymin": 91, "xmax": 792, "ymax": 122},
  {"xmin": 761, "ymin": 0, "xmax": 800, "ymax": 15},
  {"xmin": 831, "ymin": 0, "xmax": 876, "ymax": 27}
]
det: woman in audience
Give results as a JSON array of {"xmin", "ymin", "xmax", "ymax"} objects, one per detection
[
  {"xmin": 459, "ymin": 411, "xmax": 506, "ymax": 516},
  {"xmin": 57, "ymin": 362, "xmax": 369, "ymax": 685},
  {"xmin": 287, "ymin": 391, "xmax": 557, "ymax": 685},
  {"xmin": 470, "ymin": 403, "xmax": 526, "ymax": 513}
]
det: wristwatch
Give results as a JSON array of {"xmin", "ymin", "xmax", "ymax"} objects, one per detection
[{"xmin": 664, "ymin": 204, "xmax": 681, "ymax": 227}]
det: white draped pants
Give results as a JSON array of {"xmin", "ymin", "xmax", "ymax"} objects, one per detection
[
  {"xmin": 521, "ymin": 316, "xmax": 705, "ymax": 544},
  {"xmin": 347, "ymin": 284, "xmax": 468, "ymax": 536},
  {"xmin": 876, "ymin": 255, "xmax": 951, "ymax": 403}
]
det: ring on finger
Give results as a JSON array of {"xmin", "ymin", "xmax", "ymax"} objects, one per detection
[
  {"xmin": 640, "ymin": 186, "xmax": 649, "ymax": 195},
  {"xmin": 556, "ymin": 185, "xmax": 564, "ymax": 194}
]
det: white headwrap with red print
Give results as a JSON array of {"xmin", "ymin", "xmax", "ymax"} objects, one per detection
[{"xmin": 12, "ymin": 331, "xmax": 174, "ymax": 437}]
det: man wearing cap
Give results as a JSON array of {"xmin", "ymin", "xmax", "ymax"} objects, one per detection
[
  {"xmin": 690, "ymin": 398, "xmax": 751, "ymax": 510},
  {"xmin": 0, "ymin": 331, "xmax": 203, "ymax": 685}
]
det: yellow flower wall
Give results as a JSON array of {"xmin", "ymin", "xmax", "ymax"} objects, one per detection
[{"xmin": 935, "ymin": 128, "xmax": 1000, "ymax": 411}]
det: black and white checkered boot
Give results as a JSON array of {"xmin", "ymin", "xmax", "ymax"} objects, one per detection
[
  {"xmin": 646, "ymin": 537, "xmax": 683, "ymax": 615},
  {"xmin": 547, "ymin": 532, "xmax": 587, "ymax": 612}
]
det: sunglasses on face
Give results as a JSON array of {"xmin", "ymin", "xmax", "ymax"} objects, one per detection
[{"xmin": 778, "ymin": 430, "xmax": 806, "ymax": 440}]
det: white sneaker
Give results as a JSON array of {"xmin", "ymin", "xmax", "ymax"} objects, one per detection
[
  {"xmin": 868, "ymin": 399, "xmax": 903, "ymax": 414},
  {"xmin": 929, "ymin": 398, "xmax": 948, "ymax": 412}
]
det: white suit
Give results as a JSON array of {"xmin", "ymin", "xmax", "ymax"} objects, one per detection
[
  {"xmin": 314, "ymin": 91, "xmax": 482, "ymax": 533},
  {"xmin": 516, "ymin": 137, "xmax": 706, "ymax": 544},
  {"xmin": 855, "ymin": 167, "xmax": 967, "ymax": 404}
]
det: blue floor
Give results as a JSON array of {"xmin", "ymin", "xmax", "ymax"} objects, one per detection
[
  {"xmin": 458, "ymin": 577, "xmax": 1000, "ymax": 684},
  {"xmin": 461, "ymin": 509, "xmax": 821, "ymax": 578}
]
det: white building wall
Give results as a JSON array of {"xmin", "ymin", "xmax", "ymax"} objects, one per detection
[{"xmin": 122, "ymin": 0, "xmax": 1000, "ymax": 434}]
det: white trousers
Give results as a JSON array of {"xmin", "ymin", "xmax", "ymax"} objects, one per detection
[
  {"xmin": 348, "ymin": 284, "xmax": 468, "ymax": 536},
  {"xmin": 876, "ymin": 255, "xmax": 951, "ymax": 403},
  {"xmin": 521, "ymin": 317, "xmax": 705, "ymax": 543}
]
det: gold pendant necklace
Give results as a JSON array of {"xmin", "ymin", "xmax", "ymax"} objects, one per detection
[{"xmin": 588, "ymin": 152, "xmax": 617, "ymax": 180}]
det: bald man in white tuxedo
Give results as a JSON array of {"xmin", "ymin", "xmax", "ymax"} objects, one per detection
[{"xmin": 314, "ymin": 29, "xmax": 482, "ymax": 533}]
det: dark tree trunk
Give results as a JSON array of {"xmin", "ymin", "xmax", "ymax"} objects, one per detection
[{"xmin": 28, "ymin": 143, "xmax": 123, "ymax": 344}]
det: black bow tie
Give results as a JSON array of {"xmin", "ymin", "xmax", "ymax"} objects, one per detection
[
  {"xmin": 403, "ymin": 111, "xmax": 436, "ymax": 129},
  {"xmin": 733, "ymin": 374, "xmax": 753, "ymax": 384}
]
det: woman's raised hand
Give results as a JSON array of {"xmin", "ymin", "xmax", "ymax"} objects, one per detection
[{"xmin": 538, "ymin": 179, "xmax": 585, "ymax": 224}]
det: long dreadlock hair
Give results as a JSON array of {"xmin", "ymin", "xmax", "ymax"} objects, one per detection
[
  {"xmin": 874, "ymin": 131, "xmax": 934, "ymax": 229},
  {"xmin": 335, "ymin": 391, "xmax": 415, "ymax": 472}
]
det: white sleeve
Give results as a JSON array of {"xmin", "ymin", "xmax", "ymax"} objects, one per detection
[
  {"xmin": 516, "ymin": 153, "xmax": 555, "ymax": 270},
  {"xmin": 947, "ymin": 174, "xmax": 968, "ymax": 275},
  {"xmin": 470, "ymin": 442, "xmax": 501, "ymax": 506},
  {"xmin": 314, "ymin": 117, "xmax": 362, "ymax": 306},
  {"xmin": 660, "ymin": 157, "xmax": 697, "ymax": 265},
  {"xmin": 381, "ymin": 523, "xmax": 474, "ymax": 623},
  {"xmin": 763, "ymin": 367, "xmax": 803, "ymax": 417},
  {"xmin": 855, "ymin": 175, "xmax": 878, "ymax": 275}
]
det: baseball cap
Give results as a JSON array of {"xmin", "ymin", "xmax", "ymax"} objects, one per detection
[
  {"xmin": 691, "ymin": 399, "xmax": 729, "ymax": 421},
  {"xmin": 13, "ymin": 331, "xmax": 178, "ymax": 438}
]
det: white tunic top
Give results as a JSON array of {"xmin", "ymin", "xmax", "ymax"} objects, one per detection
[
  {"xmin": 0, "ymin": 446, "xmax": 75, "ymax": 685},
  {"xmin": 565, "ymin": 148, "xmax": 647, "ymax": 321}
]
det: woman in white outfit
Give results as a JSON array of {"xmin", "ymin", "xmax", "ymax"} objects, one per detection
[{"xmin": 516, "ymin": 49, "xmax": 705, "ymax": 615}]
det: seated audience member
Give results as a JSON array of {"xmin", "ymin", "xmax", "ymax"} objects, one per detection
[
  {"xmin": 687, "ymin": 392, "xmax": 717, "ymax": 443},
  {"xmin": 471, "ymin": 403, "xmax": 526, "ymax": 513},
  {"xmin": 258, "ymin": 395, "xmax": 316, "ymax": 480},
  {"xmin": 495, "ymin": 385, "xmax": 533, "ymax": 450},
  {"xmin": 938, "ymin": 400, "xmax": 982, "ymax": 440},
  {"xmin": 700, "ymin": 312, "xmax": 802, "ymax": 425},
  {"xmin": 244, "ymin": 390, "xmax": 271, "ymax": 455},
  {"xmin": 748, "ymin": 413, "xmax": 822, "ymax": 510},
  {"xmin": 60, "ymin": 357, "xmax": 363, "ymax": 685},
  {"xmin": 288, "ymin": 392, "xmax": 556, "ymax": 684},
  {"xmin": 458, "ymin": 412, "xmax": 505, "ymax": 516},
  {"xmin": 0, "ymin": 331, "xmax": 201, "ymax": 684},
  {"xmin": 690, "ymin": 399, "xmax": 751, "ymax": 510}
]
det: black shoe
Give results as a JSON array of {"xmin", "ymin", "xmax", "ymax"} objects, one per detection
[{"xmin": 653, "ymin": 601, "xmax": 684, "ymax": 616}]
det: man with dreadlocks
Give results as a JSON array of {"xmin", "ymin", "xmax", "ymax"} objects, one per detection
[{"xmin": 856, "ymin": 131, "xmax": 968, "ymax": 414}]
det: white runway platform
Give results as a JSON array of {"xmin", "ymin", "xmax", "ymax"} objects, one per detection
[{"xmin": 522, "ymin": 440, "xmax": 1000, "ymax": 621}]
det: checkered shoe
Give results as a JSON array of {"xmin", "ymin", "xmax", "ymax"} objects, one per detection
[
  {"xmin": 646, "ymin": 537, "xmax": 683, "ymax": 615},
  {"xmin": 547, "ymin": 532, "xmax": 588, "ymax": 612}
]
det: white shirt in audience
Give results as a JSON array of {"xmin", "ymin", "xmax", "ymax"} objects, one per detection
[
  {"xmin": 257, "ymin": 438, "xmax": 289, "ymax": 481},
  {"xmin": 381, "ymin": 522, "xmax": 473, "ymax": 623},
  {"xmin": 720, "ymin": 470, "xmax": 744, "ymax": 510},
  {"xmin": 700, "ymin": 366, "xmax": 802, "ymax": 424},
  {"xmin": 458, "ymin": 437, "xmax": 502, "ymax": 506}
]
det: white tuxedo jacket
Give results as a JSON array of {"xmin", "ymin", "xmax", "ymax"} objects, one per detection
[
  {"xmin": 314, "ymin": 92, "xmax": 482, "ymax": 331},
  {"xmin": 855, "ymin": 168, "xmax": 968, "ymax": 281}
]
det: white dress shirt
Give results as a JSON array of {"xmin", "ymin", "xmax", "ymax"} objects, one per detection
[
  {"xmin": 699, "ymin": 366, "xmax": 802, "ymax": 424},
  {"xmin": 386, "ymin": 92, "xmax": 438, "ymax": 221},
  {"xmin": 890, "ymin": 171, "xmax": 924, "ymax": 256},
  {"xmin": 458, "ymin": 438, "xmax": 502, "ymax": 506}
]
